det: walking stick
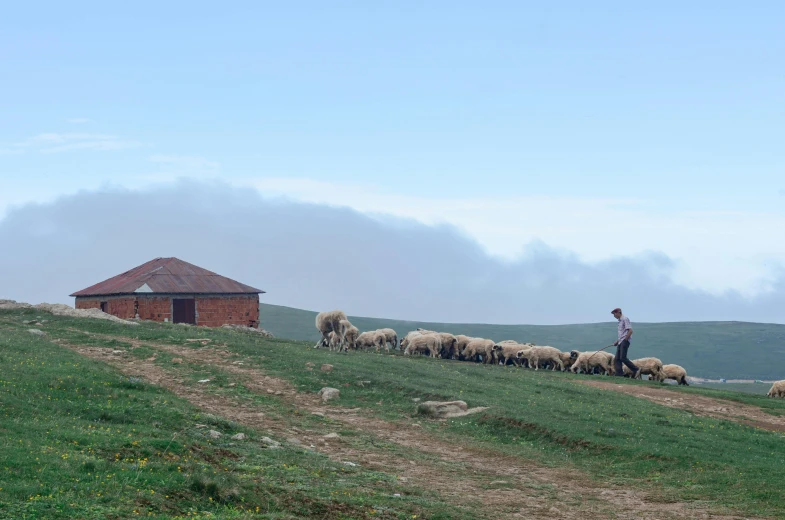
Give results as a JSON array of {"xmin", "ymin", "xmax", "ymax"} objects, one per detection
[{"xmin": 587, "ymin": 344, "xmax": 616, "ymax": 361}]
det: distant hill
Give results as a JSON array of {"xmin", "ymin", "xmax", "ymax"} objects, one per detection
[{"xmin": 258, "ymin": 303, "xmax": 785, "ymax": 381}]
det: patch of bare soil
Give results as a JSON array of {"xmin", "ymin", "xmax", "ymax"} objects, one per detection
[
  {"xmin": 59, "ymin": 335, "xmax": 759, "ymax": 519},
  {"xmin": 577, "ymin": 380, "xmax": 785, "ymax": 433}
]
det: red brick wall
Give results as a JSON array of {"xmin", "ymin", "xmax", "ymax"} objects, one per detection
[
  {"xmin": 75, "ymin": 297, "xmax": 136, "ymax": 318},
  {"xmin": 137, "ymin": 297, "xmax": 172, "ymax": 322},
  {"xmin": 75, "ymin": 294, "xmax": 260, "ymax": 328},
  {"xmin": 196, "ymin": 295, "xmax": 259, "ymax": 328}
]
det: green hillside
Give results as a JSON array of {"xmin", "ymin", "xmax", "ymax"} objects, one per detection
[{"xmin": 259, "ymin": 303, "xmax": 785, "ymax": 381}]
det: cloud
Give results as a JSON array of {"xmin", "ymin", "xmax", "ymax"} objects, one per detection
[
  {"xmin": 0, "ymin": 181, "xmax": 782, "ymax": 324},
  {"xmin": 0, "ymin": 133, "xmax": 141, "ymax": 155},
  {"xmin": 241, "ymin": 176, "xmax": 785, "ymax": 296}
]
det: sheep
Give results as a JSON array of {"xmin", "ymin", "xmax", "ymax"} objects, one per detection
[
  {"xmin": 516, "ymin": 347, "xmax": 533, "ymax": 367},
  {"xmin": 654, "ymin": 364, "xmax": 690, "ymax": 385},
  {"xmin": 404, "ymin": 334, "xmax": 442, "ymax": 358},
  {"xmin": 570, "ymin": 350, "xmax": 614, "ymax": 375},
  {"xmin": 461, "ymin": 338, "xmax": 497, "ymax": 364},
  {"xmin": 356, "ymin": 331, "xmax": 387, "ymax": 352},
  {"xmin": 622, "ymin": 357, "xmax": 664, "ymax": 379},
  {"xmin": 454, "ymin": 335, "xmax": 476, "ymax": 359},
  {"xmin": 340, "ymin": 320, "xmax": 359, "ymax": 351},
  {"xmin": 327, "ymin": 331, "xmax": 342, "ymax": 350},
  {"xmin": 558, "ymin": 351, "xmax": 576, "ymax": 371},
  {"xmin": 400, "ymin": 330, "xmax": 425, "ymax": 350},
  {"xmin": 314, "ymin": 310, "xmax": 347, "ymax": 348},
  {"xmin": 435, "ymin": 333, "xmax": 459, "ymax": 359},
  {"xmin": 527, "ymin": 346, "xmax": 564, "ymax": 371},
  {"xmin": 377, "ymin": 328, "xmax": 399, "ymax": 350},
  {"xmin": 497, "ymin": 343, "xmax": 529, "ymax": 366},
  {"xmin": 767, "ymin": 380, "xmax": 785, "ymax": 398}
]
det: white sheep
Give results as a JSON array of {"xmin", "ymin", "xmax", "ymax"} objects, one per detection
[
  {"xmin": 497, "ymin": 343, "xmax": 529, "ymax": 366},
  {"xmin": 404, "ymin": 334, "xmax": 442, "ymax": 358},
  {"xmin": 527, "ymin": 346, "xmax": 564, "ymax": 371},
  {"xmin": 314, "ymin": 310, "xmax": 348, "ymax": 348},
  {"xmin": 339, "ymin": 320, "xmax": 359, "ymax": 351},
  {"xmin": 461, "ymin": 338, "xmax": 497, "ymax": 363},
  {"xmin": 623, "ymin": 357, "xmax": 664, "ymax": 379},
  {"xmin": 570, "ymin": 350, "xmax": 614, "ymax": 375},
  {"xmin": 356, "ymin": 331, "xmax": 387, "ymax": 352},
  {"xmin": 376, "ymin": 328, "xmax": 399, "ymax": 350},
  {"xmin": 654, "ymin": 364, "xmax": 689, "ymax": 385},
  {"xmin": 767, "ymin": 380, "xmax": 785, "ymax": 398}
]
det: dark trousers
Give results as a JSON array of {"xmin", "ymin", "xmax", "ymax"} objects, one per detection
[{"xmin": 614, "ymin": 340, "xmax": 638, "ymax": 376}]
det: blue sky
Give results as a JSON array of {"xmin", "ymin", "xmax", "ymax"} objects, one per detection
[{"xmin": 1, "ymin": 1, "xmax": 784, "ymax": 304}]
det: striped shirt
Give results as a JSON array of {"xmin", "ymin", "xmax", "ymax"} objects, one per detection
[{"xmin": 617, "ymin": 315, "xmax": 632, "ymax": 343}]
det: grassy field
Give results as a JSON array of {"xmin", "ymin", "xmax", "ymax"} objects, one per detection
[
  {"xmin": 258, "ymin": 303, "xmax": 785, "ymax": 381},
  {"xmin": 3, "ymin": 307, "xmax": 785, "ymax": 518}
]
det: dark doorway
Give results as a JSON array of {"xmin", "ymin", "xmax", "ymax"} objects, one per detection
[
  {"xmin": 172, "ymin": 299, "xmax": 196, "ymax": 325},
  {"xmin": 100, "ymin": 301, "xmax": 108, "ymax": 313}
]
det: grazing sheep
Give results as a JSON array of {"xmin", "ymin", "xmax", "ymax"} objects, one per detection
[
  {"xmin": 356, "ymin": 331, "xmax": 387, "ymax": 352},
  {"xmin": 327, "ymin": 331, "xmax": 342, "ymax": 350},
  {"xmin": 377, "ymin": 328, "xmax": 398, "ymax": 350},
  {"xmin": 314, "ymin": 310, "xmax": 348, "ymax": 348},
  {"xmin": 404, "ymin": 334, "xmax": 442, "ymax": 358},
  {"xmin": 767, "ymin": 380, "xmax": 785, "ymax": 398},
  {"xmin": 339, "ymin": 321, "xmax": 359, "ymax": 351},
  {"xmin": 461, "ymin": 339, "xmax": 496, "ymax": 363},
  {"xmin": 435, "ymin": 333, "xmax": 459, "ymax": 359},
  {"xmin": 570, "ymin": 350, "xmax": 614, "ymax": 375},
  {"xmin": 654, "ymin": 364, "xmax": 690, "ymax": 385},
  {"xmin": 516, "ymin": 347, "xmax": 533, "ymax": 367},
  {"xmin": 623, "ymin": 357, "xmax": 664, "ymax": 379},
  {"xmin": 527, "ymin": 346, "xmax": 564, "ymax": 371},
  {"xmin": 454, "ymin": 335, "xmax": 475, "ymax": 359},
  {"xmin": 400, "ymin": 330, "xmax": 425, "ymax": 350}
]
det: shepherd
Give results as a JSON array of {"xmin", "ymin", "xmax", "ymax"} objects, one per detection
[{"xmin": 611, "ymin": 308, "xmax": 640, "ymax": 378}]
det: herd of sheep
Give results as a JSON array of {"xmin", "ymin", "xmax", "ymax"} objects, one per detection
[{"xmin": 313, "ymin": 310, "xmax": 692, "ymax": 386}]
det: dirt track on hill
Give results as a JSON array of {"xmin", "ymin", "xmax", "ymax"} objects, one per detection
[
  {"xmin": 58, "ymin": 334, "xmax": 761, "ymax": 520},
  {"xmin": 577, "ymin": 380, "xmax": 785, "ymax": 433}
]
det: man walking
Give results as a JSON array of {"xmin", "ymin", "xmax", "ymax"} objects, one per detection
[{"xmin": 612, "ymin": 308, "xmax": 640, "ymax": 377}]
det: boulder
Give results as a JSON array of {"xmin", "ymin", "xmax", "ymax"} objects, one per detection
[
  {"xmin": 415, "ymin": 400, "xmax": 489, "ymax": 419},
  {"xmin": 320, "ymin": 364, "xmax": 333, "ymax": 373},
  {"xmin": 318, "ymin": 387, "xmax": 340, "ymax": 402},
  {"xmin": 27, "ymin": 329, "xmax": 46, "ymax": 336}
]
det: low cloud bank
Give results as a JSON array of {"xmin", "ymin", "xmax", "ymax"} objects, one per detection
[{"xmin": 1, "ymin": 181, "xmax": 782, "ymax": 324}]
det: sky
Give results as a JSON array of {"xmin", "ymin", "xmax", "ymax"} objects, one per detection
[{"xmin": 1, "ymin": 1, "xmax": 783, "ymax": 323}]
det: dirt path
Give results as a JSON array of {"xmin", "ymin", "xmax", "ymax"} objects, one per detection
[
  {"xmin": 57, "ymin": 335, "xmax": 758, "ymax": 520},
  {"xmin": 577, "ymin": 380, "xmax": 785, "ymax": 433}
]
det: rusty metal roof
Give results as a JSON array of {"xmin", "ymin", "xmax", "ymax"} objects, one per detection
[{"xmin": 70, "ymin": 257, "xmax": 264, "ymax": 297}]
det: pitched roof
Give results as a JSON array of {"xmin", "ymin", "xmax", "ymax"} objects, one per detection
[{"xmin": 70, "ymin": 257, "xmax": 264, "ymax": 297}]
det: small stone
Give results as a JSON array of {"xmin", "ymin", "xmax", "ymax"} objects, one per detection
[
  {"xmin": 228, "ymin": 383, "xmax": 236, "ymax": 387},
  {"xmin": 230, "ymin": 433, "xmax": 246, "ymax": 440},
  {"xmin": 266, "ymin": 389, "xmax": 274, "ymax": 394},
  {"xmin": 356, "ymin": 380, "xmax": 371, "ymax": 387},
  {"xmin": 260, "ymin": 436, "xmax": 281, "ymax": 448},
  {"xmin": 286, "ymin": 437, "xmax": 302, "ymax": 446},
  {"xmin": 305, "ymin": 362, "xmax": 315, "ymax": 367},
  {"xmin": 195, "ymin": 424, "xmax": 207, "ymax": 429},
  {"xmin": 320, "ymin": 364, "xmax": 333, "ymax": 373},
  {"xmin": 112, "ymin": 350, "xmax": 123, "ymax": 354},
  {"xmin": 274, "ymin": 391, "xmax": 283, "ymax": 396},
  {"xmin": 323, "ymin": 433, "xmax": 340, "ymax": 440},
  {"xmin": 318, "ymin": 387, "xmax": 340, "ymax": 402},
  {"xmin": 412, "ymin": 398, "xmax": 421, "ymax": 402},
  {"xmin": 171, "ymin": 358, "xmax": 183, "ymax": 364},
  {"xmin": 311, "ymin": 412, "xmax": 325, "ymax": 417},
  {"xmin": 27, "ymin": 329, "xmax": 46, "ymax": 336},
  {"xmin": 206, "ymin": 430, "xmax": 222, "ymax": 439},
  {"xmin": 549, "ymin": 507, "xmax": 561, "ymax": 515},
  {"xmin": 342, "ymin": 461, "xmax": 357, "ymax": 467},
  {"xmin": 198, "ymin": 379, "xmax": 210, "ymax": 384},
  {"xmin": 393, "ymin": 493, "xmax": 401, "ymax": 497}
]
